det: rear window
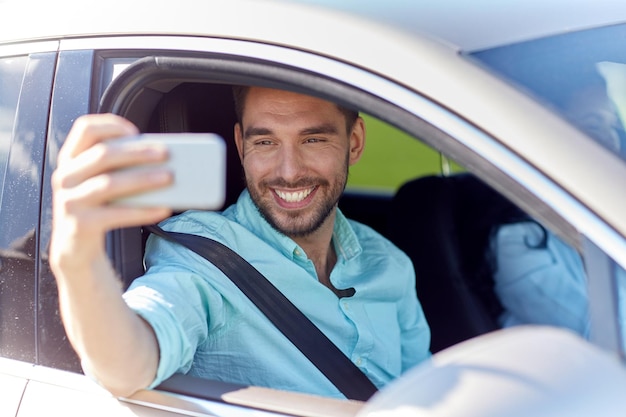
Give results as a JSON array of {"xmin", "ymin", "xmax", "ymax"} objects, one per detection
[{"xmin": 472, "ymin": 23, "xmax": 626, "ymax": 162}]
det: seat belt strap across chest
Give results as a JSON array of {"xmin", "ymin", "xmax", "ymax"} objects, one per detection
[{"xmin": 144, "ymin": 224, "xmax": 378, "ymax": 401}]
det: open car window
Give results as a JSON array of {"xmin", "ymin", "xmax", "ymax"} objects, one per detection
[{"xmin": 88, "ymin": 49, "xmax": 623, "ymax": 395}]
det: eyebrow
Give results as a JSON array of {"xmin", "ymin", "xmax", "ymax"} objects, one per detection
[
  {"xmin": 300, "ymin": 123, "xmax": 339, "ymax": 136},
  {"xmin": 244, "ymin": 127, "xmax": 272, "ymax": 138},
  {"xmin": 244, "ymin": 123, "xmax": 340, "ymax": 139}
]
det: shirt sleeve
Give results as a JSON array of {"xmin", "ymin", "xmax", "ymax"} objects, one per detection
[
  {"xmin": 493, "ymin": 222, "xmax": 590, "ymax": 337},
  {"xmin": 123, "ymin": 230, "xmax": 226, "ymax": 389}
]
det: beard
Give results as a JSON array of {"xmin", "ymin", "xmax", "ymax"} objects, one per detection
[{"xmin": 246, "ymin": 167, "xmax": 348, "ymax": 238}]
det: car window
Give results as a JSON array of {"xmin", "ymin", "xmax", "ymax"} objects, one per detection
[
  {"xmin": 97, "ymin": 58, "xmax": 455, "ymax": 197},
  {"xmin": 93, "ymin": 49, "xmax": 623, "ymax": 392},
  {"xmin": 472, "ymin": 23, "xmax": 626, "ymax": 358},
  {"xmin": 472, "ymin": 23, "xmax": 626, "ymax": 161},
  {"xmin": 0, "ymin": 54, "xmax": 34, "ymax": 362}
]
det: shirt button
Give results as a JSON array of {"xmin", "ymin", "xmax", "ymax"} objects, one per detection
[
  {"xmin": 355, "ymin": 357, "xmax": 362, "ymax": 366},
  {"xmin": 294, "ymin": 249, "xmax": 301, "ymax": 256},
  {"xmin": 342, "ymin": 301, "xmax": 350, "ymax": 311}
]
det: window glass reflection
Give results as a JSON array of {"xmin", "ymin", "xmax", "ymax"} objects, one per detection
[
  {"xmin": 0, "ymin": 56, "xmax": 27, "ymax": 209},
  {"xmin": 473, "ymin": 23, "xmax": 626, "ymax": 161},
  {"xmin": 0, "ymin": 54, "xmax": 34, "ymax": 362}
]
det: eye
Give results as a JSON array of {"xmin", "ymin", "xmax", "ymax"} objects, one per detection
[{"xmin": 305, "ymin": 137, "xmax": 324, "ymax": 143}]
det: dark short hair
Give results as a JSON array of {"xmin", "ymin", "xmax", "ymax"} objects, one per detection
[{"xmin": 232, "ymin": 85, "xmax": 359, "ymax": 133}]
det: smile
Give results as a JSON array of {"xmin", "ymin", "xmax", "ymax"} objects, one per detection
[{"xmin": 274, "ymin": 187, "xmax": 316, "ymax": 203}]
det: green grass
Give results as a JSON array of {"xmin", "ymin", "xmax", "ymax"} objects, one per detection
[{"xmin": 347, "ymin": 115, "xmax": 445, "ymax": 192}]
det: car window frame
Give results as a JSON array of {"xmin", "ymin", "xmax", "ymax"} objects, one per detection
[{"xmin": 91, "ymin": 35, "xmax": 625, "ymax": 377}]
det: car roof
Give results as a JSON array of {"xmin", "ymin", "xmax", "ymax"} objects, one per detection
[
  {"xmin": 3, "ymin": 0, "xmax": 626, "ymax": 52},
  {"xmin": 295, "ymin": 0, "xmax": 626, "ymax": 51}
]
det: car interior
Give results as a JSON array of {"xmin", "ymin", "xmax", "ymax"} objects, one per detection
[{"xmin": 387, "ymin": 174, "xmax": 530, "ymax": 352}]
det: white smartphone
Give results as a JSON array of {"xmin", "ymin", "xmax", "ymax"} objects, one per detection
[{"xmin": 112, "ymin": 133, "xmax": 227, "ymax": 210}]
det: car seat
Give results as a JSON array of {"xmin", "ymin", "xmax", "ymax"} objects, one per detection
[
  {"xmin": 114, "ymin": 82, "xmax": 244, "ymax": 287},
  {"xmin": 386, "ymin": 173, "xmax": 528, "ymax": 352},
  {"xmin": 146, "ymin": 82, "xmax": 244, "ymax": 207}
]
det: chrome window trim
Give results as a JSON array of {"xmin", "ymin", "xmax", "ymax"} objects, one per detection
[
  {"xmin": 122, "ymin": 391, "xmax": 312, "ymax": 417},
  {"xmin": 60, "ymin": 35, "xmax": 626, "ymax": 268}
]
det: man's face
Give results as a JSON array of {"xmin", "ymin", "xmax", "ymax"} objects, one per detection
[{"xmin": 234, "ymin": 87, "xmax": 365, "ymax": 238}]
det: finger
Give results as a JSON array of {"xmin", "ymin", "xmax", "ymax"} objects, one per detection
[
  {"xmin": 83, "ymin": 206, "xmax": 173, "ymax": 232},
  {"xmin": 53, "ymin": 203, "xmax": 172, "ymax": 243},
  {"xmin": 56, "ymin": 139, "xmax": 169, "ymax": 190},
  {"xmin": 53, "ymin": 171, "xmax": 174, "ymax": 238},
  {"xmin": 64, "ymin": 166, "xmax": 174, "ymax": 208},
  {"xmin": 59, "ymin": 114, "xmax": 139, "ymax": 163}
]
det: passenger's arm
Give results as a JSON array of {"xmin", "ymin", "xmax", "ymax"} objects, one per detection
[
  {"xmin": 49, "ymin": 114, "xmax": 173, "ymax": 397},
  {"xmin": 493, "ymin": 222, "xmax": 590, "ymax": 336}
]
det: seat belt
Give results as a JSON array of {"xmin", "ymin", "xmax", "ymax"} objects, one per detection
[{"xmin": 144, "ymin": 224, "xmax": 378, "ymax": 401}]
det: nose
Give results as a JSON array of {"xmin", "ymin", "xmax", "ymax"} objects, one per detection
[{"xmin": 276, "ymin": 143, "xmax": 306, "ymax": 182}]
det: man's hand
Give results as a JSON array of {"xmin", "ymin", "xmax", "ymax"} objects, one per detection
[
  {"xmin": 49, "ymin": 114, "xmax": 171, "ymax": 397},
  {"xmin": 51, "ymin": 113, "xmax": 173, "ymax": 270}
]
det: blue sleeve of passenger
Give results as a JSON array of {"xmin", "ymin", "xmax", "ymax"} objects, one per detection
[{"xmin": 493, "ymin": 222, "xmax": 590, "ymax": 337}]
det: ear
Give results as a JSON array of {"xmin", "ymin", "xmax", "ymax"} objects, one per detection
[
  {"xmin": 234, "ymin": 123, "xmax": 244, "ymax": 162},
  {"xmin": 348, "ymin": 117, "xmax": 366, "ymax": 166}
]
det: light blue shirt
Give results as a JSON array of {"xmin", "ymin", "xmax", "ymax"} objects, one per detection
[
  {"xmin": 493, "ymin": 222, "xmax": 626, "ymax": 350},
  {"xmin": 124, "ymin": 190, "xmax": 431, "ymax": 398}
]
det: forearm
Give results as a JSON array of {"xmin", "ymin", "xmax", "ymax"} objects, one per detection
[
  {"xmin": 494, "ymin": 223, "xmax": 589, "ymax": 333},
  {"xmin": 53, "ymin": 251, "xmax": 159, "ymax": 397}
]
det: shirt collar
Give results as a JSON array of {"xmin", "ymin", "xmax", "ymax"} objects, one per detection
[
  {"xmin": 332, "ymin": 208, "xmax": 362, "ymax": 261},
  {"xmin": 231, "ymin": 190, "xmax": 362, "ymax": 262}
]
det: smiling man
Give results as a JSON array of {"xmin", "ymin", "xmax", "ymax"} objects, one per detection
[
  {"xmin": 49, "ymin": 86, "xmax": 430, "ymax": 399},
  {"xmin": 234, "ymin": 86, "xmax": 364, "ymax": 293}
]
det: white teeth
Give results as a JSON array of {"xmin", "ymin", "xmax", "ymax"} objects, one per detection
[{"xmin": 275, "ymin": 187, "xmax": 314, "ymax": 203}]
